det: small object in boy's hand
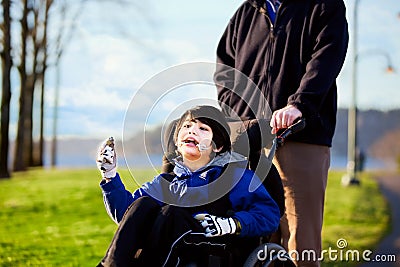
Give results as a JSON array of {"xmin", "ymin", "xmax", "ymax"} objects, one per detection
[
  {"xmin": 96, "ymin": 137, "xmax": 117, "ymax": 178},
  {"xmin": 106, "ymin": 137, "xmax": 115, "ymax": 147}
]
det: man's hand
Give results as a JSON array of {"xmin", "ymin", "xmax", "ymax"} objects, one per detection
[
  {"xmin": 96, "ymin": 137, "xmax": 117, "ymax": 179},
  {"xmin": 270, "ymin": 105, "xmax": 302, "ymax": 134},
  {"xmin": 194, "ymin": 213, "xmax": 237, "ymax": 237}
]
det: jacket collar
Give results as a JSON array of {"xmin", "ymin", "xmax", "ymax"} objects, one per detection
[
  {"xmin": 173, "ymin": 151, "xmax": 247, "ymax": 177},
  {"xmin": 247, "ymin": 0, "xmax": 285, "ymax": 10}
]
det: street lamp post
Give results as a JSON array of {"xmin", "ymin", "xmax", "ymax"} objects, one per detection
[
  {"xmin": 342, "ymin": 0, "xmax": 395, "ymax": 186},
  {"xmin": 341, "ymin": 50, "xmax": 394, "ymax": 186},
  {"xmin": 342, "ymin": 0, "xmax": 361, "ymax": 186}
]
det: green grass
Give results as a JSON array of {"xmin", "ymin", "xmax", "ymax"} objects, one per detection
[
  {"xmin": 0, "ymin": 169, "xmax": 390, "ymax": 266},
  {"xmin": 0, "ymin": 168, "xmax": 146, "ymax": 267},
  {"xmin": 321, "ymin": 171, "xmax": 390, "ymax": 266}
]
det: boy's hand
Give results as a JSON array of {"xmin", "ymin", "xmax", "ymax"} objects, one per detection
[
  {"xmin": 194, "ymin": 213, "xmax": 237, "ymax": 237},
  {"xmin": 96, "ymin": 137, "xmax": 117, "ymax": 179}
]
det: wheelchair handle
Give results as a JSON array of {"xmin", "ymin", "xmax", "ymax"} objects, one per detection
[
  {"xmin": 277, "ymin": 118, "xmax": 306, "ymax": 146},
  {"xmin": 279, "ymin": 118, "xmax": 306, "ymax": 139},
  {"xmin": 267, "ymin": 118, "xmax": 306, "ymax": 161}
]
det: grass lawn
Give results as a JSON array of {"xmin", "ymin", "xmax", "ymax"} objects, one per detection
[
  {"xmin": 321, "ymin": 171, "xmax": 390, "ymax": 266},
  {"xmin": 0, "ymin": 168, "xmax": 389, "ymax": 266}
]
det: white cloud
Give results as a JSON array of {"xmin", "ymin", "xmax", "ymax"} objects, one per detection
[
  {"xmin": 59, "ymin": 85, "xmax": 130, "ymax": 110},
  {"xmin": 40, "ymin": 0, "xmax": 400, "ymax": 139}
]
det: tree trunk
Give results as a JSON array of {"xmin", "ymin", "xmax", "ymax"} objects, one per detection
[
  {"xmin": 24, "ymin": 74, "xmax": 35, "ymax": 167},
  {"xmin": 13, "ymin": 0, "xmax": 29, "ymax": 172},
  {"xmin": 0, "ymin": 0, "xmax": 12, "ymax": 178},
  {"xmin": 38, "ymin": 74, "xmax": 45, "ymax": 167},
  {"xmin": 36, "ymin": 0, "xmax": 51, "ymax": 167}
]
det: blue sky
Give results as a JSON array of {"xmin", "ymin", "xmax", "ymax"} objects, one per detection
[{"xmin": 8, "ymin": 0, "xmax": 400, "ymax": 140}]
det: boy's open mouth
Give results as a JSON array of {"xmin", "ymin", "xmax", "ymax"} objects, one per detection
[{"xmin": 182, "ymin": 138, "xmax": 199, "ymax": 145}]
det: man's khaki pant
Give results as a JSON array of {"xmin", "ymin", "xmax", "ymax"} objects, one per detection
[{"xmin": 269, "ymin": 141, "xmax": 330, "ymax": 267}]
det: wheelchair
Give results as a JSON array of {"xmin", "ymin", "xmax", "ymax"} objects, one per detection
[{"xmin": 161, "ymin": 117, "xmax": 305, "ymax": 267}]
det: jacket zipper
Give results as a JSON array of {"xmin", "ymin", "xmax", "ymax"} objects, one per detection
[
  {"xmin": 258, "ymin": 6, "xmax": 274, "ymax": 34},
  {"xmin": 250, "ymin": 0, "xmax": 282, "ymax": 117},
  {"xmin": 258, "ymin": 6, "xmax": 276, "ymax": 118}
]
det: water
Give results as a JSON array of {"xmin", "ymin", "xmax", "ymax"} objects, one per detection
[
  {"xmin": 45, "ymin": 153, "xmax": 393, "ymax": 171},
  {"xmin": 43, "ymin": 153, "xmax": 163, "ymax": 169},
  {"xmin": 330, "ymin": 155, "xmax": 394, "ymax": 171}
]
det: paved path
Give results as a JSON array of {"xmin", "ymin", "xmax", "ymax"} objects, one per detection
[{"xmin": 359, "ymin": 173, "xmax": 400, "ymax": 267}]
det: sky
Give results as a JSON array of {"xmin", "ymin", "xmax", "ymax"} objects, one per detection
[{"xmin": 8, "ymin": 0, "xmax": 400, "ymax": 141}]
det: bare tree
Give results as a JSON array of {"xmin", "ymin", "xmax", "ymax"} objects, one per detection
[
  {"xmin": 32, "ymin": 0, "xmax": 52, "ymax": 166},
  {"xmin": 48, "ymin": 0, "xmax": 84, "ymax": 167},
  {"xmin": 13, "ymin": 0, "xmax": 30, "ymax": 172},
  {"xmin": 48, "ymin": 0, "xmax": 153, "ymax": 167},
  {"xmin": 13, "ymin": 0, "xmax": 54, "ymax": 169},
  {"xmin": 0, "ymin": 0, "xmax": 12, "ymax": 178},
  {"xmin": 10, "ymin": 0, "xmax": 153, "ymax": 171}
]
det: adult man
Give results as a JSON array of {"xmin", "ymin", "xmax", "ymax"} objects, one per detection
[{"xmin": 214, "ymin": 0, "xmax": 349, "ymax": 266}]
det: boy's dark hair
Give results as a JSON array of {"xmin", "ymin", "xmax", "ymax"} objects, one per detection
[{"xmin": 173, "ymin": 105, "xmax": 231, "ymax": 154}]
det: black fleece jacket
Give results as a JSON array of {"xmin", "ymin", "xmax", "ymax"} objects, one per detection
[{"xmin": 215, "ymin": 0, "xmax": 349, "ymax": 146}]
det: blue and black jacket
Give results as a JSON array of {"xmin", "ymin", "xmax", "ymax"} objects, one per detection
[{"xmin": 100, "ymin": 151, "xmax": 280, "ymax": 237}]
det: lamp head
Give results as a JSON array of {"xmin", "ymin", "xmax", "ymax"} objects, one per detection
[{"xmin": 386, "ymin": 65, "xmax": 395, "ymax": 74}]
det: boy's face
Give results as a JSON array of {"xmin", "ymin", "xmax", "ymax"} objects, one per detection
[{"xmin": 176, "ymin": 117, "xmax": 218, "ymax": 163}]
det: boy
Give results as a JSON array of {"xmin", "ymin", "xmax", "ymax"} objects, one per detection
[{"xmin": 96, "ymin": 105, "xmax": 280, "ymax": 266}]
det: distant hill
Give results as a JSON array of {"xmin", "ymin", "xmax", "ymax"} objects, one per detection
[
  {"xmin": 333, "ymin": 108, "xmax": 400, "ymax": 157},
  {"xmin": 34, "ymin": 108, "xmax": 400, "ymax": 168},
  {"xmin": 121, "ymin": 108, "xmax": 400, "ymax": 159}
]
